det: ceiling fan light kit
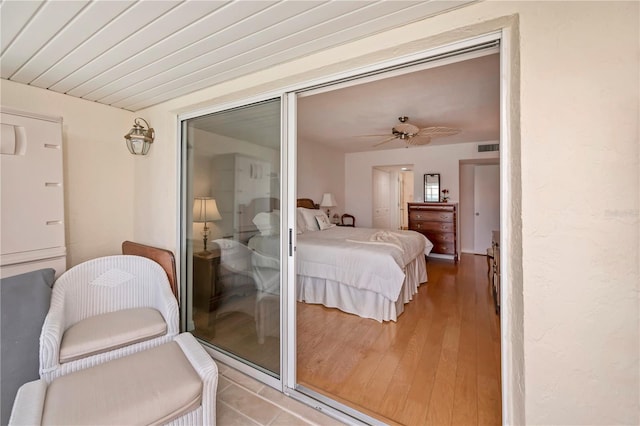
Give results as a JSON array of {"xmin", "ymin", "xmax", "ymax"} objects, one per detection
[{"xmin": 370, "ymin": 116, "xmax": 460, "ymax": 147}]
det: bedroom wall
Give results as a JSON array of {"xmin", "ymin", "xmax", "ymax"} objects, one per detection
[
  {"xmin": 0, "ymin": 79, "xmax": 135, "ymax": 267},
  {"xmin": 134, "ymin": 2, "xmax": 639, "ymax": 424},
  {"xmin": 297, "ymin": 138, "xmax": 345, "ymax": 217},
  {"xmin": 345, "ymin": 141, "xmax": 498, "ymax": 228}
]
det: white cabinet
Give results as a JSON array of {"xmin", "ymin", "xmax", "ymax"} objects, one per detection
[
  {"xmin": 211, "ymin": 153, "xmax": 271, "ymax": 242},
  {"xmin": 1, "ymin": 108, "xmax": 66, "ymax": 278}
]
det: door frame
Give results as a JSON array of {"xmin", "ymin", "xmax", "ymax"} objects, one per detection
[{"xmin": 177, "ymin": 27, "xmax": 522, "ymax": 425}]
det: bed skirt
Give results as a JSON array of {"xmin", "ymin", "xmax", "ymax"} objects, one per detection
[{"xmin": 296, "ymin": 254, "xmax": 427, "ymax": 322}]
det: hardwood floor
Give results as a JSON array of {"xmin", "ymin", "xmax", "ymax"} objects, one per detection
[{"xmin": 297, "ymin": 254, "xmax": 502, "ymax": 425}]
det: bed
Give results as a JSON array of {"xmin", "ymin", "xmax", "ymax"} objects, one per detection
[{"xmin": 247, "ymin": 198, "xmax": 433, "ymax": 322}]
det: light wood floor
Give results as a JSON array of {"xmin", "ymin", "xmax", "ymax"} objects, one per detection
[{"xmin": 297, "ymin": 254, "xmax": 502, "ymax": 425}]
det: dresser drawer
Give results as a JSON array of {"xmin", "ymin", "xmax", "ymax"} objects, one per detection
[
  {"xmin": 410, "ymin": 220, "xmax": 455, "ymax": 233},
  {"xmin": 424, "ymin": 231, "xmax": 454, "ymax": 244},
  {"xmin": 409, "ymin": 210, "xmax": 454, "ymax": 223},
  {"xmin": 432, "ymin": 242, "xmax": 456, "ymax": 255}
]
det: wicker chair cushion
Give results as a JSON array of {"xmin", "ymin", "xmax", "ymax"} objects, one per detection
[
  {"xmin": 43, "ymin": 341, "xmax": 202, "ymax": 425},
  {"xmin": 59, "ymin": 307, "xmax": 166, "ymax": 363}
]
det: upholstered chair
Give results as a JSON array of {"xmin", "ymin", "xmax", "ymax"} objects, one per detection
[{"xmin": 39, "ymin": 255, "xmax": 179, "ymax": 382}]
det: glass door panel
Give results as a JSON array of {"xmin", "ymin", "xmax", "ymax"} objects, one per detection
[{"xmin": 183, "ymin": 99, "xmax": 281, "ymax": 376}]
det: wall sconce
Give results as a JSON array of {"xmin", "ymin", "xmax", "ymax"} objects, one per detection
[
  {"xmin": 193, "ymin": 197, "xmax": 221, "ymax": 252},
  {"xmin": 124, "ymin": 117, "xmax": 154, "ymax": 155}
]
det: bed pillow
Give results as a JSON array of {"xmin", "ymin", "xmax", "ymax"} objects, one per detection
[
  {"xmin": 297, "ymin": 207, "xmax": 320, "ymax": 232},
  {"xmin": 296, "ymin": 210, "xmax": 304, "ymax": 234},
  {"xmin": 315, "ymin": 214, "xmax": 335, "ymax": 230},
  {"xmin": 252, "ymin": 211, "xmax": 279, "ymax": 236}
]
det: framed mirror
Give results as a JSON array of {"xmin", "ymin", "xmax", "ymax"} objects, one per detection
[{"xmin": 424, "ymin": 173, "xmax": 440, "ymax": 202}]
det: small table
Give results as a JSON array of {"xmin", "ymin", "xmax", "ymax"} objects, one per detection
[{"xmin": 193, "ymin": 247, "xmax": 221, "ymax": 314}]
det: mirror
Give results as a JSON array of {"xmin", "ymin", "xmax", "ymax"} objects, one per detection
[{"xmin": 424, "ymin": 173, "xmax": 440, "ymax": 202}]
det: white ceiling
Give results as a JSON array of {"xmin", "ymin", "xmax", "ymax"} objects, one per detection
[
  {"xmin": 0, "ymin": 0, "xmax": 475, "ymax": 112},
  {"xmin": 190, "ymin": 51, "xmax": 500, "ymax": 153},
  {"xmin": 298, "ymin": 51, "xmax": 500, "ymax": 152}
]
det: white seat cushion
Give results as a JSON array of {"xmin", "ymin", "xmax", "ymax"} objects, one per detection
[
  {"xmin": 59, "ymin": 307, "xmax": 167, "ymax": 363},
  {"xmin": 43, "ymin": 341, "xmax": 202, "ymax": 425}
]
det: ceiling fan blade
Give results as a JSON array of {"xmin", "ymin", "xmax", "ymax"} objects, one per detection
[
  {"xmin": 416, "ymin": 126, "xmax": 460, "ymax": 138},
  {"xmin": 406, "ymin": 136, "xmax": 432, "ymax": 146},
  {"xmin": 356, "ymin": 133, "xmax": 391, "ymax": 138},
  {"xmin": 372, "ymin": 136, "xmax": 397, "ymax": 147}
]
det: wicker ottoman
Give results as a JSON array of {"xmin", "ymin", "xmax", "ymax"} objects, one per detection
[{"xmin": 10, "ymin": 333, "xmax": 217, "ymax": 425}]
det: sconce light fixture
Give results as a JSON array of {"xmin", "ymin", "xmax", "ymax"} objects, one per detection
[
  {"xmin": 193, "ymin": 197, "xmax": 221, "ymax": 252},
  {"xmin": 124, "ymin": 117, "xmax": 155, "ymax": 155}
]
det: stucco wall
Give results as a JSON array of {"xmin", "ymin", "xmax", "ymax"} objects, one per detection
[
  {"xmin": 135, "ymin": 1, "xmax": 639, "ymax": 424},
  {"xmin": 0, "ymin": 79, "xmax": 135, "ymax": 267}
]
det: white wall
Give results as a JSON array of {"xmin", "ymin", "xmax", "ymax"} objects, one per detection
[
  {"xmin": 297, "ymin": 138, "xmax": 345, "ymax": 216},
  {"xmin": 0, "ymin": 79, "xmax": 135, "ymax": 267},
  {"xmin": 135, "ymin": 2, "xmax": 639, "ymax": 424},
  {"xmin": 345, "ymin": 141, "xmax": 498, "ymax": 228}
]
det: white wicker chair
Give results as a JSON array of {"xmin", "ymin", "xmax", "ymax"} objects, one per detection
[{"xmin": 39, "ymin": 255, "xmax": 179, "ymax": 382}]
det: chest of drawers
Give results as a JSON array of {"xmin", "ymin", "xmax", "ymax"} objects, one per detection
[{"xmin": 408, "ymin": 202, "xmax": 458, "ymax": 261}]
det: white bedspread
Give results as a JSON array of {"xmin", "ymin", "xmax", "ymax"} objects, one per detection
[{"xmin": 296, "ymin": 227, "xmax": 432, "ymax": 302}]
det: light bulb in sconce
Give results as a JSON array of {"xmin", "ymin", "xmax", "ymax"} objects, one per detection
[{"xmin": 193, "ymin": 197, "xmax": 221, "ymax": 252}]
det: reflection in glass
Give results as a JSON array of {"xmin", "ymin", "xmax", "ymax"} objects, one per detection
[
  {"xmin": 184, "ymin": 99, "xmax": 281, "ymax": 376},
  {"xmin": 424, "ymin": 173, "xmax": 440, "ymax": 202}
]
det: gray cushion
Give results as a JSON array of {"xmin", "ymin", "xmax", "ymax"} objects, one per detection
[{"xmin": 1, "ymin": 268, "xmax": 55, "ymax": 426}]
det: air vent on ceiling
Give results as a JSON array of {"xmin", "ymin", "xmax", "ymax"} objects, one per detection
[{"xmin": 478, "ymin": 143, "xmax": 499, "ymax": 152}]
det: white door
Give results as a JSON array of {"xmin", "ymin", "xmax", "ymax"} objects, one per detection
[
  {"xmin": 372, "ymin": 168, "xmax": 391, "ymax": 229},
  {"xmin": 399, "ymin": 171, "xmax": 414, "ymax": 229},
  {"xmin": 473, "ymin": 164, "xmax": 500, "ymax": 254}
]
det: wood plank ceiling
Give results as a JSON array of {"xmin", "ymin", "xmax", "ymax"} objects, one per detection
[{"xmin": 0, "ymin": 0, "xmax": 475, "ymax": 112}]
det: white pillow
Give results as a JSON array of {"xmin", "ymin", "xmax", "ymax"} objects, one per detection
[
  {"xmin": 315, "ymin": 214, "xmax": 335, "ymax": 230},
  {"xmin": 252, "ymin": 211, "xmax": 279, "ymax": 236},
  {"xmin": 296, "ymin": 209, "xmax": 304, "ymax": 235},
  {"xmin": 297, "ymin": 207, "xmax": 321, "ymax": 232}
]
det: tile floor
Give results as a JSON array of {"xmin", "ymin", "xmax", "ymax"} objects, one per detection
[{"xmin": 215, "ymin": 361, "xmax": 347, "ymax": 426}]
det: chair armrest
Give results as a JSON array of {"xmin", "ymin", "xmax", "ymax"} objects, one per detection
[
  {"xmin": 39, "ymin": 293, "xmax": 66, "ymax": 378},
  {"xmin": 151, "ymin": 280, "xmax": 180, "ymax": 335}
]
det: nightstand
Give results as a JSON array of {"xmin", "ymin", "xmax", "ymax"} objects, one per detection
[{"xmin": 193, "ymin": 247, "xmax": 221, "ymax": 314}]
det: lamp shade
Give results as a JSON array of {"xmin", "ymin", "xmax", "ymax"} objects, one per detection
[
  {"xmin": 320, "ymin": 193, "xmax": 337, "ymax": 208},
  {"xmin": 193, "ymin": 197, "xmax": 221, "ymax": 222}
]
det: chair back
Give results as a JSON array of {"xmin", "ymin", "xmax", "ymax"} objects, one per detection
[
  {"xmin": 52, "ymin": 255, "xmax": 172, "ymax": 327},
  {"xmin": 122, "ymin": 241, "xmax": 178, "ymax": 299},
  {"xmin": 341, "ymin": 214, "xmax": 355, "ymax": 227}
]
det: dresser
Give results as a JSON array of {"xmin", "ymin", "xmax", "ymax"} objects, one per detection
[{"xmin": 408, "ymin": 202, "xmax": 458, "ymax": 261}]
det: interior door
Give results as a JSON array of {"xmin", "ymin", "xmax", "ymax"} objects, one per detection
[
  {"xmin": 372, "ymin": 168, "xmax": 391, "ymax": 228},
  {"xmin": 473, "ymin": 164, "xmax": 500, "ymax": 254}
]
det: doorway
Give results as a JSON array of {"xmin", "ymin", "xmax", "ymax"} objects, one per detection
[
  {"xmin": 178, "ymin": 29, "xmax": 517, "ymax": 426},
  {"xmin": 459, "ymin": 159, "xmax": 500, "ymax": 255},
  {"xmin": 372, "ymin": 165, "xmax": 414, "ymax": 230}
]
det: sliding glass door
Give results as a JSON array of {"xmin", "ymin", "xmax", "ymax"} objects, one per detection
[{"xmin": 182, "ymin": 99, "xmax": 282, "ymax": 377}]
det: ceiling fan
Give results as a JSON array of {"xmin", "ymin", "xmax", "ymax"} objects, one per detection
[{"xmin": 364, "ymin": 116, "xmax": 460, "ymax": 147}]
